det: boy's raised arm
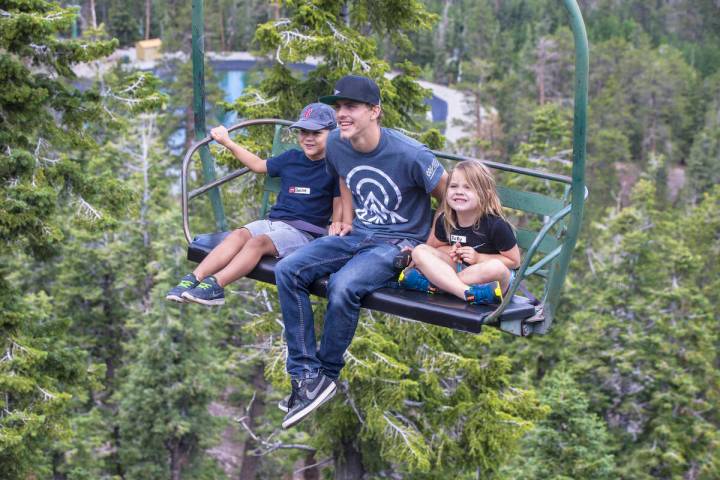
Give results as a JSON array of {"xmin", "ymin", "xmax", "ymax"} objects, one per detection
[{"xmin": 211, "ymin": 126, "xmax": 268, "ymax": 174}]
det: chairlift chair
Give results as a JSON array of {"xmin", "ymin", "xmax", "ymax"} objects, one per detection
[{"xmin": 181, "ymin": 0, "xmax": 589, "ymax": 337}]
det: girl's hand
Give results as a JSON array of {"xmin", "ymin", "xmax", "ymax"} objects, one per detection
[
  {"xmin": 449, "ymin": 242, "xmax": 462, "ymax": 263},
  {"xmin": 455, "ymin": 246, "xmax": 479, "ymax": 265}
]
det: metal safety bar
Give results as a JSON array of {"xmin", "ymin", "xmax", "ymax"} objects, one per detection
[{"xmin": 181, "ymin": 119, "xmax": 294, "ymax": 244}]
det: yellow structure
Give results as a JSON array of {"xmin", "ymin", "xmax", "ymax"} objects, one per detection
[{"xmin": 136, "ymin": 39, "xmax": 162, "ymax": 61}]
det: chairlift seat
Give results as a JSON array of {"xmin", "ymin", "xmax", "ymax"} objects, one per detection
[{"xmin": 187, "ymin": 232, "xmax": 537, "ymax": 334}]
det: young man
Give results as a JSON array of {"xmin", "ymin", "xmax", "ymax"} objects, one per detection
[
  {"xmin": 275, "ymin": 75, "xmax": 448, "ymax": 428},
  {"xmin": 166, "ymin": 103, "xmax": 342, "ymax": 306}
]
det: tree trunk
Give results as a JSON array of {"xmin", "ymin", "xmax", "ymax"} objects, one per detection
[
  {"xmin": 139, "ymin": 115, "xmax": 156, "ymax": 314},
  {"xmin": 168, "ymin": 439, "xmax": 191, "ymax": 480},
  {"xmin": 185, "ymin": 105, "xmax": 195, "ymax": 150},
  {"xmin": 238, "ymin": 365, "xmax": 268, "ymax": 479},
  {"xmin": 52, "ymin": 450, "xmax": 67, "ymax": 480},
  {"xmin": 145, "ymin": 0, "xmax": 151, "ymax": 40},
  {"xmin": 219, "ymin": 6, "xmax": 227, "ymax": 51},
  {"xmin": 88, "ymin": 0, "xmax": 97, "ymax": 29},
  {"xmin": 333, "ymin": 437, "xmax": 364, "ymax": 480},
  {"xmin": 302, "ymin": 452, "xmax": 320, "ymax": 480}
]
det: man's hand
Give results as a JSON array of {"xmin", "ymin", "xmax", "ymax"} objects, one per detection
[
  {"xmin": 210, "ymin": 125, "xmax": 231, "ymax": 146},
  {"xmin": 328, "ymin": 222, "xmax": 352, "ymax": 236}
]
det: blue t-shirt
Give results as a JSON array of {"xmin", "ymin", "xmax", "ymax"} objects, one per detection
[
  {"xmin": 326, "ymin": 128, "xmax": 445, "ymax": 243},
  {"xmin": 266, "ymin": 149, "xmax": 340, "ymax": 228}
]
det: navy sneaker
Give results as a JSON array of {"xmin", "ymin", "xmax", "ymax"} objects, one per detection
[
  {"xmin": 181, "ymin": 275, "xmax": 225, "ymax": 306},
  {"xmin": 165, "ymin": 273, "xmax": 199, "ymax": 303},
  {"xmin": 282, "ymin": 374, "xmax": 337, "ymax": 429},
  {"xmin": 398, "ymin": 268, "xmax": 437, "ymax": 294},
  {"xmin": 278, "ymin": 379, "xmax": 299, "ymax": 413},
  {"xmin": 464, "ymin": 281, "xmax": 503, "ymax": 305}
]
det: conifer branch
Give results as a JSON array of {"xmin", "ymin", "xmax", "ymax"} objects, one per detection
[
  {"xmin": 34, "ymin": 137, "xmax": 59, "ymax": 166},
  {"xmin": 245, "ymin": 91, "xmax": 277, "ymax": 107},
  {"xmin": 339, "ymin": 380, "xmax": 365, "ymax": 425},
  {"xmin": 294, "ymin": 457, "xmax": 333, "ymax": 474},
  {"xmin": 77, "ymin": 197, "xmax": 103, "ymax": 220},
  {"xmin": 38, "ymin": 387, "xmax": 56, "ymax": 401},
  {"xmin": 234, "ymin": 411, "xmax": 317, "ymax": 455}
]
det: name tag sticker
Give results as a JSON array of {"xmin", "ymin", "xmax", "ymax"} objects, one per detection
[
  {"xmin": 450, "ymin": 234, "xmax": 467, "ymax": 244},
  {"xmin": 289, "ymin": 186, "xmax": 311, "ymax": 194}
]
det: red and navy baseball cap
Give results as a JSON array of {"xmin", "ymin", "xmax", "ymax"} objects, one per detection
[
  {"xmin": 319, "ymin": 75, "xmax": 381, "ymax": 106},
  {"xmin": 290, "ymin": 103, "xmax": 337, "ymax": 131}
]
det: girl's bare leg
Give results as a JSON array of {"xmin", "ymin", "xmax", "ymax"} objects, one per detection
[
  {"xmin": 193, "ymin": 228, "xmax": 251, "ymax": 280},
  {"xmin": 411, "ymin": 244, "xmax": 468, "ymax": 300},
  {"xmin": 213, "ymin": 234, "xmax": 278, "ymax": 287},
  {"xmin": 458, "ymin": 259, "xmax": 512, "ymax": 292}
]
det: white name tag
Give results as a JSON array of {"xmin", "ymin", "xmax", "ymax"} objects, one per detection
[
  {"xmin": 289, "ymin": 186, "xmax": 310, "ymax": 194},
  {"xmin": 450, "ymin": 234, "xmax": 467, "ymax": 244}
]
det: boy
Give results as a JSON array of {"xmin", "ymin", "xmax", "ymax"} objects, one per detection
[{"xmin": 166, "ymin": 103, "xmax": 342, "ymax": 306}]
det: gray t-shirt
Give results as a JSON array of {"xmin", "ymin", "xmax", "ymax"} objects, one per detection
[{"xmin": 326, "ymin": 128, "xmax": 445, "ymax": 243}]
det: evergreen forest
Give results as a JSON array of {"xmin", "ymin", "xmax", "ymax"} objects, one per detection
[{"xmin": 1, "ymin": 0, "xmax": 719, "ymax": 479}]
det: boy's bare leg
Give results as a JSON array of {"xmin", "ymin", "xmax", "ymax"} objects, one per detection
[
  {"xmin": 411, "ymin": 245, "xmax": 468, "ymax": 299},
  {"xmin": 214, "ymin": 234, "xmax": 278, "ymax": 287},
  {"xmin": 458, "ymin": 259, "xmax": 512, "ymax": 292},
  {"xmin": 193, "ymin": 228, "xmax": 252, "ymax": 280}
]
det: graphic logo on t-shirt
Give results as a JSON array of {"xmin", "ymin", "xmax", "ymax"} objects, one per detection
[
  {"xmin": 289, "ymin": 186, "xmax": 311, "ymax": 194},
  {"xmin": 346, "ymin": 166, "xmax": 408, "ymax": 225},
  {"xmin": 426, "ymin": 158, "xmax": 441, "ymax": 179}
]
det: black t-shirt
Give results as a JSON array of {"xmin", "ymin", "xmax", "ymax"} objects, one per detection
[{"xmin": 434, "ymin": 212, "xmax": 517, "ymax": 254}]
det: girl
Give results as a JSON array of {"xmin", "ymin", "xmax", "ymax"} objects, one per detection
[
  {"xmin": 166, "ymin": 103, "xmax": 344, "ymax": 306},
  {"xmin": 399, "ymin": 160, "xmax": 521, "ymax": 305}
]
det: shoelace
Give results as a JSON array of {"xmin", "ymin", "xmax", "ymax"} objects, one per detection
[
  {"xmin": 198, "ymin": 282, "xmax": 212, "ymax": 290},
  {"xmin": 179, "ymin": 280, "xmax": 194, "ymax": 287}
]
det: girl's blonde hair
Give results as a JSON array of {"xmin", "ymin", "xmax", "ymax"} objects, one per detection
[{"xmin": 442, "ymin": 160, "xmax": 504, "ymax": 235}]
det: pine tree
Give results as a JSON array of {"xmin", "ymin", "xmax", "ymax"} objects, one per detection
[
  {"xmin": 527, "ymin": 180, "xmax": 720, "ymax": 480},
  {"xmin": 501, "ymin": 369, "xmax": 617, "ymax": 480},
  {"xmin": 220, "ymin": 2, "xmax": 548, "ymax": 477},
  {"xmin": 0, "ymin": 4, "xmax": 163, "ymax": 474},
  {"xmin": 687, "ymin": 73, "xmax": 720, "ymax": 201}
]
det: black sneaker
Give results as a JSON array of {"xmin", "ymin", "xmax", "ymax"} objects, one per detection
[
  {"xmin": 182, "ymin": 275, "xmax": 225, "ymax": 306},
  {"xmin": 278, "ymin": 379, "xmax": 299, "ymax": 413},
  {"xmin": 282, "ymin": 374, "xmax": 337, "ymax": 429},
  {"xmin": 165, "ymin": 273, "xmax": 199, "ymax": 303}
]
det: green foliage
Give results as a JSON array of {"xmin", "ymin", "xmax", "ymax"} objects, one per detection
[
  {"xmin": 117, "ymin": 309, "xmax": 224, "ymax": 479},
  {"xmin": 232, "ymin": 0, "xmax": 441, "ymax": 142},
  {"xmin": 501, "ymin": 369, "xmax": 617, "ymax": 480},
  {"xmin": 687, "ymin": 73, "xmax": 720, "ymax": 200},
  {"xmin": 531, "ymin": 182, "xmax": 720, "ymax": 480}
]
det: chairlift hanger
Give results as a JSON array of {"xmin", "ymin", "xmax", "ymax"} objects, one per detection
[{"xmin": 181, "ymin": 0, "xmax": 589, "ymax": 336}]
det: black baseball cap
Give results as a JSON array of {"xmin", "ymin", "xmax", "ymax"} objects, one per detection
[
  {"xmin": 289, "ymin": 103, "xmax": 337, "ymax": 131},
  {"xmin": 319, "ymin": 75, "xmax": 381, "ymax": 106}
]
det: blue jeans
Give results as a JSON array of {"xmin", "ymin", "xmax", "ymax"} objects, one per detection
[{"xmin": 275, "ymin": 232, "xmax": 401, "ymax": 380}]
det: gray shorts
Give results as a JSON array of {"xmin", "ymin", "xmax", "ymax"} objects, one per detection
[{"xmin": 243, "ymin": 219, "xmax": 313, "ymax": 258}]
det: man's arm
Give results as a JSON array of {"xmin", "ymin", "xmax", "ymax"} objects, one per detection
[
  {"xmin": 331, "ymin": 196, "xmax": 343, "ymax": 223},
  {"xmin": 430, "ymin": 171, "xmax": 449, "ymax": 203},
  {"xmin": 211, "ymin": 126, "xmax": 267, "ymax": 173},
  {"xmin": 328, "ymin": 178, "xmax": 353, "ymax": 236}
]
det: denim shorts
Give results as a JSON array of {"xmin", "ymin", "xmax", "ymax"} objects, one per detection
[{"xmin": 243, "ymin": 220, "xmax": 313, "ymax": 258}]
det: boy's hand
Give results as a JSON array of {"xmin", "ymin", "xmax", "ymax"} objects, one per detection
[
  {"xmin": 329, "ymin": 222, "xmax": 352, "ymax": 236},
  {"xmin": 210, "ymin": 126, "xmax": 231, "ymax": 146}
]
